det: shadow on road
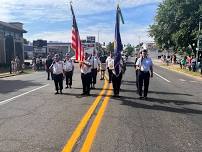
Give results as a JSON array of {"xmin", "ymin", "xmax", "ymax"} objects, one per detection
[
  {"xmin": 0, "ymin": 80, "xmax": 42, "ymax": 94},
  {"xmin": 117, "ymin": 96, "xmax": 202, "ymax": 115},
  {"xmin": 148, "ymin": 91, "xmax": 193, "ymax": 96}
]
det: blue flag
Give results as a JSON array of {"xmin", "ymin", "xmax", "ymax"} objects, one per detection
[{"xmin": 114, "ymin": 5, "xmax": 124, "ymax": 76}]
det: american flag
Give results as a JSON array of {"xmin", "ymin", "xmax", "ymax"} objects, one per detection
[{"xmin": 70, "ymin": 3, "xmax": 84, "ymax": 61}]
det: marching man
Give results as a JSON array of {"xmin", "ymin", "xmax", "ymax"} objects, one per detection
[{"xmin": 63, "ymin": 53, "xmax": 74, "ymax": 89}]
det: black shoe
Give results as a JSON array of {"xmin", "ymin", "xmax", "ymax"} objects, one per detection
[
  {"xmin": 81, "ymin": 92, "xmax": 86, "ymax": 95},
  {"xmin": 55, "ymin": 91, "xmax": 59, "ymax": 95},
  {"xmin": 60, "ymin": 90, "xmax": 63, "ymax": 94},
  {"xmin": 139, "ymin": 96, "xmax": 144, "ymax": 99},
  {"xmin": 69, "ymin": 85, "xmax": 72, "ymax": 88},
  {"xmin": 65, "ymin": 86, "xmax": 69, "ymax": 89},
  {"xmin": 143, "ymin": 96, "xmax": 148, "ymax": 100},
  {"xmin": 47, "ymin": 78, "xmax": 50, "ymax": 80},
  {"xmin": 86, "ymin": 93, "xmax": 90, "ymax": 96}
]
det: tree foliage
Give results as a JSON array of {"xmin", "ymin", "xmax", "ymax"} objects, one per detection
[
  {"xmin": 124, "ymin": 44, "xmax": 134, "ymax": 56},
  {"xmin": 149, "ymin": 0, "xmax": 202, "ymax": 53},
  {"xmin": 106, "ymin": 42, "xmax": 114, "ymax": 54}
]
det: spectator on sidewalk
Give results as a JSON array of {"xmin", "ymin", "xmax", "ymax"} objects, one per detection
[
  {"xmin": 45, "ymin": 55, "xmax": 53, "ymax": 80},
  {"xmin": 181, "ymin": 57, "xmax": 187, "ymax": 69},
  {"xmin": 199, "ymin": 55, "xmax": 202, "ymax": 75},
  {"xmin": 187, "ymin": 55, "xmax": 192, "ymax": 71},
  {"xmin": 191, "ymin": 56, "xmax": 197, "ymax": 72}
]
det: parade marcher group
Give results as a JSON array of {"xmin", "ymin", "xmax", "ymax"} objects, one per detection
[{"xmin": 46, "ymin": 48, "xmax": 154, "ymax": 100}]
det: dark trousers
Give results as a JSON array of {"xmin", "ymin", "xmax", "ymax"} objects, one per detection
[
  {"xmin": 101, "ymin": 70, "xmax": 105, "ymax": 79},
  {"xmin": 108, "ymin": 68, "xmax": 113, "ymax": 82},
  {"xmin": 112, "ymin": 73, "xmax": 122, "ymax": 95},
  {"xmin": 53, "ymin": 73, "xmax": 63, "ymax": 91},
  {"xmin": 136, "ymin": 70, "xmax": 139, "ymax": 91},
  {"xmin": 81, "ymin": 73, "xmax": 91, "ymax": 94},
  {"xmin": 91, "ymin": 69, "xmax": 97, "ymax": 85},
  {"xmin": 65, "ymin": 71, "xmax": 73, "ymax": 86},
  {"xmin": 47, "ymin": 70, "xmax": 53, "ymax": 80},
  {"xmin": 138, "ymin": 71, "xmax": 150, "ymax": 97}
]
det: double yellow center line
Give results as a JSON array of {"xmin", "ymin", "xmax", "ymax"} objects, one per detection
[{"xmin": 61, "ymin": 79, "xmax": 112, "ymax": 152}]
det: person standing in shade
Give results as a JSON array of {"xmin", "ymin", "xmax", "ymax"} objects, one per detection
[
  {"xmin": 80, "ymin": 53, "xmax": 92, "ymax": 96},
  {"xmin": 49, "ymin": 54, "xmax": 64, "ymax": 94},
  {"xmin": 106, "ymin": 53, "xmax": 114, "ymax": 83},
  {"xmin": 199, "ymin": 55, "xmax": 202, "ymax": 75},
  {"xmin": 63, "ymin": 53, "xmax": 74, "ymax": 89},
  {"xmin": 112, "ymin": 61, "xmax": 123, "ymax": 97},
  {"xmin": 134, "ymin": 51, "xmax": 142, "ymax": 92},
  {"xmin": 89, "ymin": 50, "xmax": 100, "ymax": 89},
  {"xmin": 45, "ymin": 55, "xmax": 53, "ymax": 80},
  {"xmin": 136, "ymin": 49, "xmax": 153, "ymax": 99}
]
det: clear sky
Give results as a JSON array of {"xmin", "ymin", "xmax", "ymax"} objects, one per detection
[{"xmin": 0, "ymin": 0, "xmax": 162, "ymax": 45}]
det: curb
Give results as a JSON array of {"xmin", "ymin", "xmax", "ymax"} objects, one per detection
[
  {"xmin": 0, "ymin": 73, "xmax": 16, "ymax": 78},
  {"xmin": 153, "ymin": 60, "xmax": 202, "ymax": 81}
]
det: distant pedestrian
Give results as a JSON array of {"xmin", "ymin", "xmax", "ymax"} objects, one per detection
[
  {"xmin": 49, "ymin": 54, "xmax": 64, "ymax": 94},
  {"xmin": 63, "ymin": 53, "xmax": 74, "ymax": 89},
  {"xmin": 199, "ymin": 55, "xmax": 202, "ymax": 75},
  {"xmin": 45, "ymin": 55, "xmax": 53, "ymax": 80},
  {"xmin": 89, "ymin": 50, "xmax": 100, "ymax": 89},
  {"xmin": 187, "ymin": 55, "xmax": 192, "ymax": 71},
  {"xmin": 191, "ymin": 56, "xmax": 197, "ymax": 72},
  {"xmin": 11, "ymin": 59, "xmax": 17, "ymax": 74},
  {"xmin": 106, "ymin": 53, "xmax": 114, "ymax": 83},
  {"xmin": 181, "ymin": 57, "xmax": 186, "ymax": 69},
  {"xmin": 99, "ymin": 54, "xmax": 107, "ymax": 80},
  {"xmin": 80, "ymin": 53, "xmax": 92, "ymax": 96},
  {"xmin": 136, "ymin": 49, "xmax": 153, "ymax": 99},
  {"xmin": 134, "ymin": 51, "xmax": 142, "ymax": 92},
  {"xmin": 15, "ymin": 56, "xmax": 20, "ymax": 73}
]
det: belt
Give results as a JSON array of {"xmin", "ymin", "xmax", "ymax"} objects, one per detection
[{"xmin": 140, "ymin": 71, "xmax": 149, "ymax": 73}]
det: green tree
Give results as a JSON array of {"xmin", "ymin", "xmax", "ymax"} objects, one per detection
[
  {"xmin": 149, "ymin": 0, "xmax": 202, "ymax": 54},
  {"xmin": 124, "ymin": 44, "xmax": 134, "ymax": 56},
  {"xmin": 106, "ymin": 42, "xmax": 114, "ymax": 54}
]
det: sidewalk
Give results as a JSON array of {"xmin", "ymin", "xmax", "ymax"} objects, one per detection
[
  {"xmin": 153, "ymin": 59, "xmax": 202, "ymax": 80},
  {"xmin": 0, "ymin": 69, "xmax": 33, "ymax": 78},
  {"xmin": 0, "ymin": 72, "xmax": 17, "ymax": 78}
]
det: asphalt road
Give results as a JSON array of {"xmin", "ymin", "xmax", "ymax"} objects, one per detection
[{"xmin": 0, "ymin": 58, "xmax": 202, "ymax": 152}]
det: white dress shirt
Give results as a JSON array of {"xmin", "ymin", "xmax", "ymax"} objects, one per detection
[
  {"xmin": 80, "ymin": 60, "xmax": 92, "ymax": 74},
  {"xmin": 63, "ymin": 59, "xmax": 74, "ymax": 72},
  {"xmin": 136, "ymin": 57, "xmax": 153, "ymax": 72},
  {"xmin": 89, "ymin": 56, "xmax": 100, "ymax": 69},
  {"xmin": 52, "ymin": 61, "xmax": 64, "ymax": 75},
  {"xmin": 106, "ymin": 57, "xmax": 114, "ymax": 70}
]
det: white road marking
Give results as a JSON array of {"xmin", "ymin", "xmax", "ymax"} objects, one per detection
[
  {"xmin": 179, "ymin": 79, "xmax": 186, "ymax": 82},
  {"xmin": 153, "ymin": 72, "xmax": 171, "ymax": 83},
  {"xmin": 0, "ymin": 84, "xmax": 49, "ymax": 106},
  {"xmin": 190, "ymin": 80, "xmax": 197, "ymax": 83}
]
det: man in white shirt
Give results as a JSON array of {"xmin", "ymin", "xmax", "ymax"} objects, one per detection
[
  {"xmin": 89, "ymin": 50, "xmax": 100, "ymax": 89},
  {"xmin": 80, "ymin": 53, "xmax": 92, "ymax": 96},
  {"xmin": 50, "ymin": 54, "xmax": 64, "ymax": 94},
  {"xmin": 63, "ymin": 53, "xmax": 74, "ymax": 88},
  {"xmin": 106, "ymin": 53, "xmax": 114, "ymax": 83},
  {"xmin": 136, "ymin": 49, "xmax": 153, "ymax": 99}
]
